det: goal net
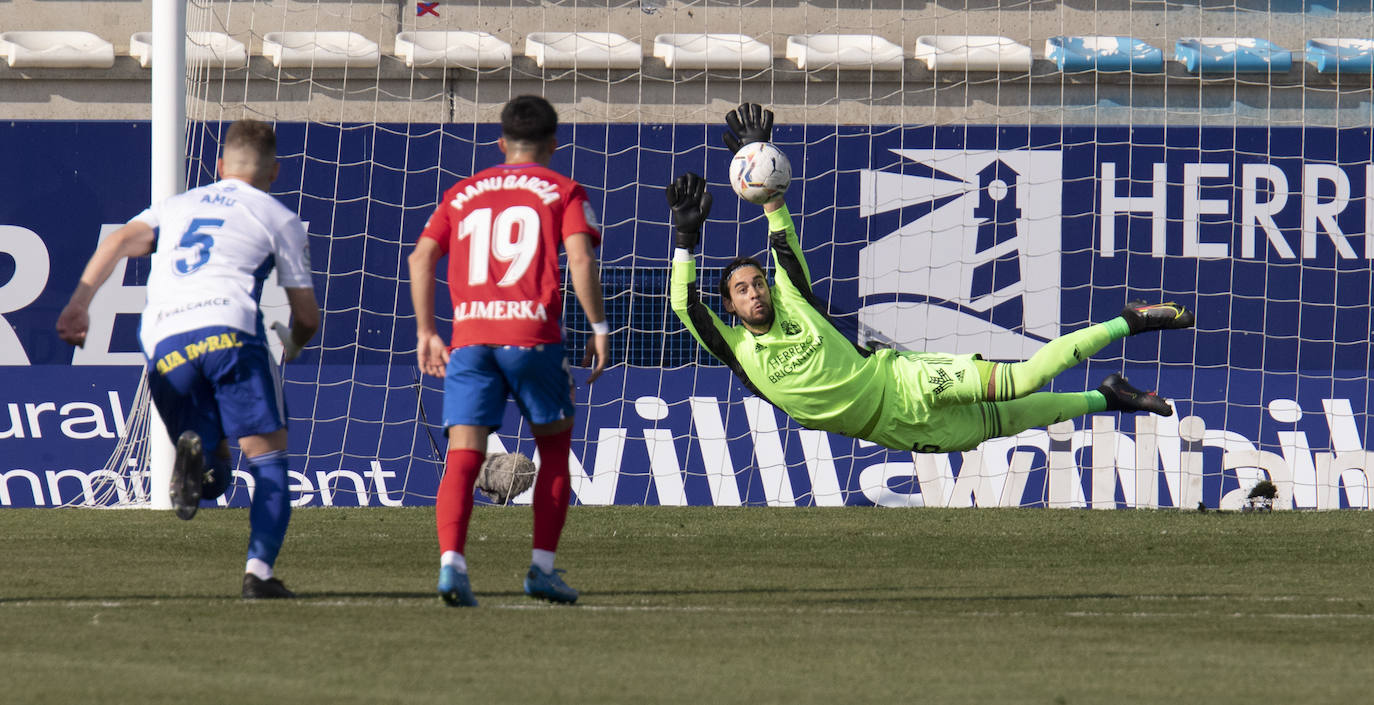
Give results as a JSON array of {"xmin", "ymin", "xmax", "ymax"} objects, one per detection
[{"xmin": 96, "ymin": 0, "xmax": 1374, "ymax": 510}]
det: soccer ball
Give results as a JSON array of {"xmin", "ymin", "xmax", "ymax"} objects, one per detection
[{"xmin": 729, "ymin": 141, "xmax": 791, "ymax": 205}]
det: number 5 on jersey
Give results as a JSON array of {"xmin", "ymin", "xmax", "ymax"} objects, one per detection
[
  {"xmin": 458, "ymin": 206, "xmax": 539, "ymax": 286},
  {"xmin": 174, "ymin": 217, "xmax": 224, "ymax": 275}
]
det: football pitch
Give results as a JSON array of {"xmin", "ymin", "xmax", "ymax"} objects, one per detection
[{"xmin": 4, "ymin": 506, "xmax": 1374, "ymax": 704}]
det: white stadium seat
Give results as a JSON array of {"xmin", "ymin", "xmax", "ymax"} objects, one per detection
[
  {"xmin": 0, "ymin": 31, "xmax": 114, "ymax": 68},
  {"xmin": 394, "ymin": 31, "xmax": 511, "ymax": 69},
  {"xmin": 524, "ymin": 32, "xmax": 641, "ymax": 70},
  {"xmin": 914, "ymin": 35, "xmax": 1032, "ymax": 72},
  {"xmin": 652, "ymin": 33, "xmax": 771, "ymax": 70},
  {"xmin": 785, "ymin": 34, "xmax": 905, "ymax": 71},
  {"xmin": 262, "ymin": 31, "xmax": 379, "ymax": 69},
  {"xmin": 130, "ymin": 31, "xmax": 248, "ymax": 69}
]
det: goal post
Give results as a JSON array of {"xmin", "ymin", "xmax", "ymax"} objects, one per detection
[{"xmin": 142, "ymin": 0, "xmax": 188, "ymax": 511}]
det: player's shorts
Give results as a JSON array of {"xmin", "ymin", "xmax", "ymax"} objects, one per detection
[
  {"xmin": 442, "ymin": 343, "xmax": 574, "ymax": 431},
  {"xmin": 146, "ymin": 325, "xmax": 286, "ymax": 451},
  {"xmin": 864, "ymin": 351, "xmax": 991, "ymax": 453}
]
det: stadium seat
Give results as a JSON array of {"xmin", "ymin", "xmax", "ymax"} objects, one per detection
[
  {"xmin": 129, "ymin": 31, "xmax": 248, "ymax": 69},
  {"xmin": 524, "ymin": 32, "xmax": 641, "ymax": 70},
  {"xmin": 784, "ymin": 34, "xmax": 904, "ymax": 71},
  {"xmin": 262, "ymin": 31, "xmax": 379, "ymax": 69},
  {"xmin": 1173, "ymin": 37, "xmax": 1292, "ymax": 74},
  {"xmin": 394, "ymin": 31, "xmax": 511, "ymax": 69},
  {"xmin": 0, "ymin": 31, "xmax": 114, "ymax": 68},
  {"xmin": 1305, "ymin": 38, "xmax": 1374, "ymax": 74},
  {"xmin": 1044, "ymin": 36, "xmax": 1163, "ymax": 73},
  {"xmin": 652, "ymin": 33, "xmax": 771, "ymax": 70},
  {"xmin": 914, "ymin": 35, "xmax": 1032, "ymax": 72}
]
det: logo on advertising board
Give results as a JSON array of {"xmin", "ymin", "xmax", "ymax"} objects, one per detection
[{"xmin": 856, "ymin": 149, "xmax": 1063, "ymax": 358}]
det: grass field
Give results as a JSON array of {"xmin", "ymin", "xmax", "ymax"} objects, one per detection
[{"xmin": 4, "ymin": 506, "xmax": 1374, "ymax": 704}]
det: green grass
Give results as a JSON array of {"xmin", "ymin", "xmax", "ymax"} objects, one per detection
[{"xmin": 4, "ymin": 507, "xmax": 1374, "ymax": 704}]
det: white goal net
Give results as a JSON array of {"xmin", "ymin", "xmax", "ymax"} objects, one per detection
[{"xmin": 96, "ymin": 0, "xmax": 1374, "ymax": 510}]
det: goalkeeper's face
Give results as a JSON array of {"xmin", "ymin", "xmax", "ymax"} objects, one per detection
[{"xmin": 723, "ymin": 265, "xmax": 775, "ymax": 332}]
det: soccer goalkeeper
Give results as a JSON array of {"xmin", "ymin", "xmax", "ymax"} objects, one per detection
[{"xmin": 666, "ymin": 104, "xmax": 1195, "ymax": 454}]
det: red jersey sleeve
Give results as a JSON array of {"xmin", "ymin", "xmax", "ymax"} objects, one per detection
[
  {"xmin": 561, "ymin": 183, "xmax": 601, "ymax": 247},
  {"xmin": 418, "ymin": 187, "xmax": 454, "ymax": 254}
]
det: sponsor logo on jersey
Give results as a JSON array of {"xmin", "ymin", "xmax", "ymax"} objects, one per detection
[
  {"xmin": 765, "ymin": 335, "xmax": 824, "ymax": 384},
  {"xmin": 453, "ymin": 300, "xmax": 549, "ymax": 323},
  {"xmin": 154, "ymin": 297, "xmax": 232, "ymax": 323}
]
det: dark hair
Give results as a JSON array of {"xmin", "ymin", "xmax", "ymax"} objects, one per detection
[
  {"xmin": 223, "ymin": 119, "xmax": 276, "ymax": 163},
  {"xmin": 718, "ymin": 256, "xmax": 766, "ymax": 301},
  {"xmin": 500, "ymin": 95, "xmax": 558, "ymax": 145}
]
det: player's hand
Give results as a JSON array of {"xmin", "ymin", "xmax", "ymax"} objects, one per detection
[
  {"xmin": 416, "ymin": 331, "xmax": 450, "ymax": 378},
  {"xmin": 665, "ymin": 171, "xmax": 712, "ymax": 251},
  {"xmin": 271, "ymin": 322, "xmax": 303, "ymax": 363},
  {"xmin": 722, "ymin": 102, "xmax": 774, "ymax": 154},
  {"xmin": 56, "ymin": 303, "xmax": 90, "ymax": 347},
  {"xmin": 580, "ymin": 331, "xmax": 609, "ymax": 385}
]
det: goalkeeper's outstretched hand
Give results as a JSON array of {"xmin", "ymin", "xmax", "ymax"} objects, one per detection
[
  {"xmin": 722, "ymin": 102, "xmax": 774, "ymax": 154},
  {"xmin": 665, "ymin": 171, "xmax": 712, "ymax": 251}
]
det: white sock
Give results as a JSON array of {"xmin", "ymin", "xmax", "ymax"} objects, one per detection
[
  {"xmin": 441, "ymin": 551, "xmax": 468, "ymax": 574},
  {"xmin": 531, "ymin": 549, "xmax": 555, "ymax": 574},
  {"xmin": 245, "ymin": 558, "xmax": 273, "ymax": 580}
]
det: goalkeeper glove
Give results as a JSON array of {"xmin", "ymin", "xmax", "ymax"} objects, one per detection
[
  {"xmin": 722, "ymin": 102, "xmax": 775, "ymax": 154},
  {"xmin": 664, "ymin": 171, "xmax": 712, "ymax": 251}
]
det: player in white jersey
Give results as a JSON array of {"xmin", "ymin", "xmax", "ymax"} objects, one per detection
[{"xmin": 57, "ymin": 120, "xmax": 320, "ymax": 600}]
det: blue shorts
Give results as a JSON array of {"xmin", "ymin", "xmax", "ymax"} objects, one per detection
[
  {"xmin": 443, "ymin": 344, "xmax": 574, "ymax": 431},
  {"xmin": 146, "ymin": 326, "xmax": 286, "ymax": 450}
]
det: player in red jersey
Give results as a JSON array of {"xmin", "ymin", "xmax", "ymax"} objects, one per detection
[{"xmin": 408, "ymin": 95, "xmax": 609, "ymax": 606}]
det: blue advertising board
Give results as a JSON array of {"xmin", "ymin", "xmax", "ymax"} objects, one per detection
[{"xmin": 2, "ymin": 121, "xmax": 1371, "ymax": 509}]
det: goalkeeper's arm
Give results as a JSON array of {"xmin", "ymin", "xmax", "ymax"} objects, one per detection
[
  {"xmin": 762, "ymin": 199, "xmax": 814, "ymax": 296},
  {"xmin": 665, "ymin": 172, "xmax": 737, "ymax": 365}
]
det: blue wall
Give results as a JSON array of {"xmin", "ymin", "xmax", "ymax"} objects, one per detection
[{"xmin": 2, "ymin": 121, "xmax": 1372, "ymax": 509}]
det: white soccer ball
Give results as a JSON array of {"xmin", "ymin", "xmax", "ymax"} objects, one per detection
[{"xmin": 729, "ymin": 141, "xmax": 791, "ymax": 205}]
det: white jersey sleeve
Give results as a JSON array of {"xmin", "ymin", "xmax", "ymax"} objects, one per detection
[
  {"xmin": 273, "ymin": 216, "xmax": 313, "ymax": 289},
  {"xmin": 137, "ymin": 179, "xmax": 314, "ymax": 355}
]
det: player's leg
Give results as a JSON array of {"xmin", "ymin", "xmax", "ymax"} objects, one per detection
[
  {"xmin": 434, "ymin": 345, "xmax": 506, "ymax": 607},
  {"xmin": 436, "ymin": 425, "xmax": 487, "ymax": 607},
  {"xmin": 985, "ymin": 373, "xmax": 1173, "ymax": 438},
  {"xmin": 940, "ymin": 380, "xmax": 1170, "ymax": 452},
  {"xmin": 206, "ymin": 329, "xmax": 297, "ymax": 599},
  {"xmin": 201, "ymin": 440, "xmax": 234, "ymax": 502},
  {"xmin": 236, "ymin": 429, "xmax": 295, "ymax": 599},
  {"xmin": 978, "ymin": 301, "xmax": 1194, "ymax": 402},
  {"xmin": 500, "ymin": 344, "xmax": 578, "ymax": 604},
  {"xmin": 146, "ymin": 329, "xmax": 229, "ymax": 520}
]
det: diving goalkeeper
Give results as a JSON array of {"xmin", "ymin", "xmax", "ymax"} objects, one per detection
[{"xmin": 666, "ymin": 104, "xmax": 1195, "ymax": 454}]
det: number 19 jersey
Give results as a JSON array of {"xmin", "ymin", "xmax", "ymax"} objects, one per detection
[
  {"xmin": 419, "ymin": 162, "xmax": 600, "ymax": 348},
  {"xmin": 133, "ymin": 179, "xmax": 313, "ymax": 357}
]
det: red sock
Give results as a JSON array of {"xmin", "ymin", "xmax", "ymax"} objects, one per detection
[
  {"xmin": 532, "ymin": 429, "xmax": 572, "ymax": 552},
  {"xmin": 436, "ymin": 448, "xmax": 484, "ymax": 555}
]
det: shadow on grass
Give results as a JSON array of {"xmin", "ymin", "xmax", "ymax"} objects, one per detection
[{"xmin": 0, "ymin": 586, "xmax": 1234, "ymax": 607}]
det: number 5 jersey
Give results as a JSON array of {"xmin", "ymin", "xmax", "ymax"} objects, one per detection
[{"xmin": 133, "ymin": 179, "xmax": 313, "ymax": 356}]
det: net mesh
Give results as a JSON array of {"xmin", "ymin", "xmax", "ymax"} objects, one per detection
[{"xmin": 89, "ymin": 0, "xmax": 1374, "ymax": 510}]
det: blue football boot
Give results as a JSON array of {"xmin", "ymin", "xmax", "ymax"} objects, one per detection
[
  {"xmin": 438, "ymin": 565, "xmax": 478, "ymax": 607},
  {"xmin": 523, "ymin": 566, "xmax": 579, "ymax": 604}
]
